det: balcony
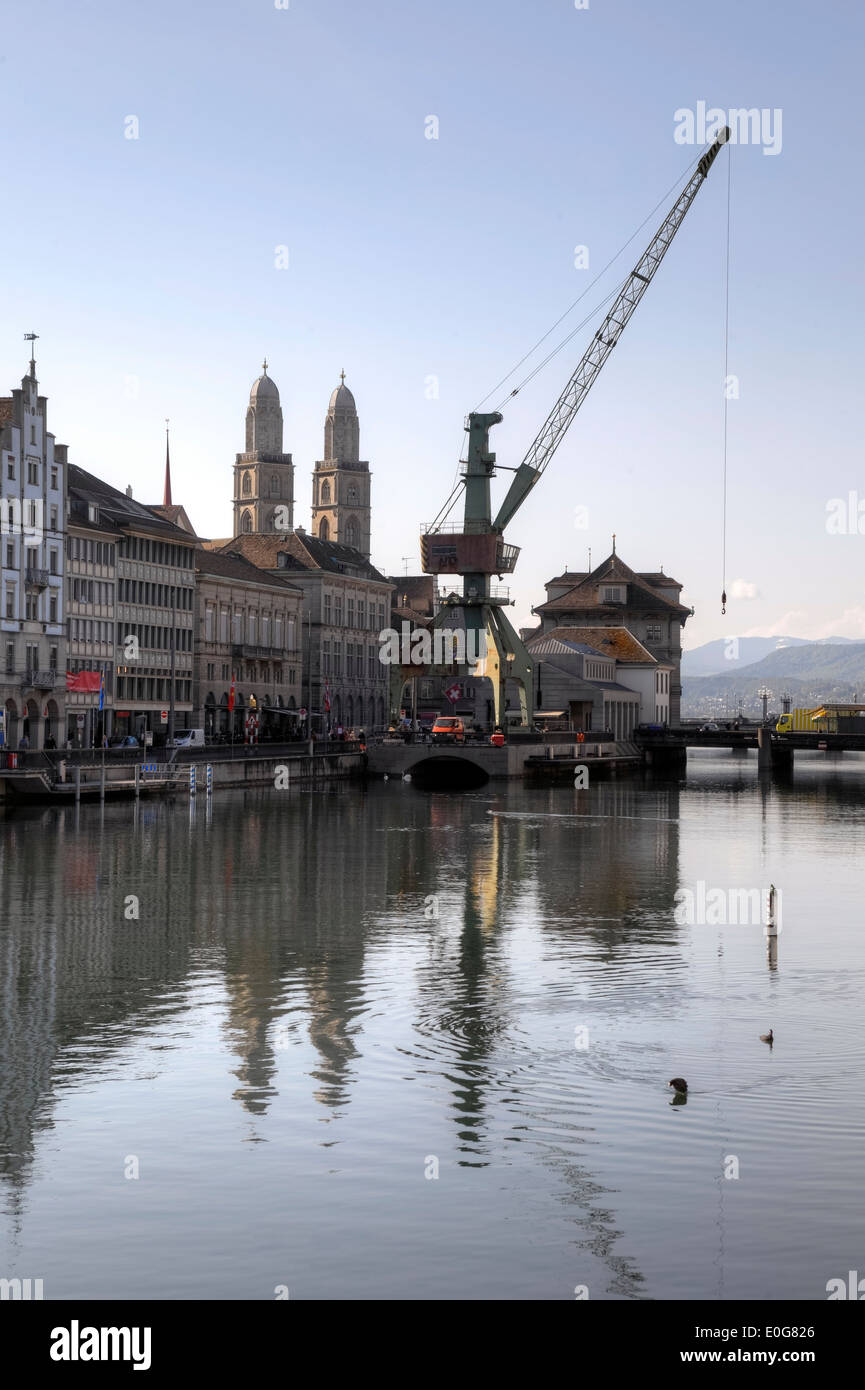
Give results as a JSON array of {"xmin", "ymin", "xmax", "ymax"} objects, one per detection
[
  {"xmin": 23, "ymin": 668, "xmax": 56, "ymax": 690},
  {"xmin": 231, "ymin": 643, "xmax": 286, "ymax": 661},
  {"xmin": 25, "ymin": 567, "xmax": 50, "ymax": 588}
]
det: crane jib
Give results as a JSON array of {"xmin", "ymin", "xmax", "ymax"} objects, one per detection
[{"xmin": 489, "ymin": 130, "xmax": 730, "ymax": 534}]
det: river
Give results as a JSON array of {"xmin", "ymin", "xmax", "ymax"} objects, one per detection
[{"xmin": 1, "ymin": 753, "xmax": 862, "ymax": 1300}]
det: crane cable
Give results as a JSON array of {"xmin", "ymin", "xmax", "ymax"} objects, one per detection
[
  {"xmin": 720, "ymin": 146, "xmax": 732, "ymax": 615},
  {"xmin": 471, "ymin": 145, "xmax": 709, "ymax": 416}
]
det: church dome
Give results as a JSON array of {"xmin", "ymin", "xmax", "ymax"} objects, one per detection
[
  {"xmin": 328, "ymin": 372, "xmax": 356, "ymax": 414},
  {"xmin": 250, "ymin": 361, "xmax": 279, "ymax": 402}
]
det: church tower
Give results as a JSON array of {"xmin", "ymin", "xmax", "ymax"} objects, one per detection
[
  {"xmin": 311, "ymin": 372, "xmax": 371, "ymax": 557},
  {"xmin": 233, "ymin": 362, "xmax": 295, "ymax": 536}
]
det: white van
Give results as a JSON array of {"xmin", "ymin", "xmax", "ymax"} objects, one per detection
[{"xmin": 173, "ymin": 728, "xmax": 207, "ymax": 748}]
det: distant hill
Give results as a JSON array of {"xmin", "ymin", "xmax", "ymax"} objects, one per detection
[
  {"xmin": 681, "ymin": 635, "xmax": 860, "ymax": 678},
  {"xmin": 681, "ymin": 640, "xmax": 865, "ymax": 718}
]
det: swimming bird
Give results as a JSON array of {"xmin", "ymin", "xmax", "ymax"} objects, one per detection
[
  {"xmin": 668, "ymin": 1077, "xmax": 688, "ymax": 1094},
  {"xmin": 760, "ymin": 1028, "xmax": 774, "ymax": 1044}
]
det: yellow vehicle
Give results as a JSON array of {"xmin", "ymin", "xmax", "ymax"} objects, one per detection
[{"xmin": 775, "ymin": 708, "xmax": 835, "ymax": 734}]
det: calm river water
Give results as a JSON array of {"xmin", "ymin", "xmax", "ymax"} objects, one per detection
[{"xmin": 1, "ymin": 753, "xmax": 863, "ymax": 1300}]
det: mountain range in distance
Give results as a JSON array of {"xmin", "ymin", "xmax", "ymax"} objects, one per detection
[
  {"xmin": 680, "ymin": 637, "xmax": 865, "ymax": 718},
  {"xmin": 681, "ymin": 635, "xmax": 862, "ymax": 677}
]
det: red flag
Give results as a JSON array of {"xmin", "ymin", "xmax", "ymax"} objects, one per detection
[
  {"xmin": 324, "ymin": 680, "xmax": 331, "ymax": 713},
  {"xmin": 228, "ymin": 677, "xmax": 235, "ymax": 713},
  {"xmin": 66, "ymin": 670, "xmax": 102, "ymax": 693}
]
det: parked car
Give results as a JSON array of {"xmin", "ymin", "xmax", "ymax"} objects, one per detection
[
  {"xmin": 431, "ymin": 716, "xmax": 466, "ymax": 745},
  {"xmin": 700, "ymin": 722, "xmax": 720, "ymax": 732},
  {"xmin": 110, "ymin": 735, "xmax": 140, "ymax": 747},
  {"xmin": 636, "ymin": 722, "xmax": 665, "ymax": 736}
]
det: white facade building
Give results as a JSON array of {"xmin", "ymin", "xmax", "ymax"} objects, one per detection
[{"xmin": 0, "ymin": 351, "xmax": 66, "ymax": 748}]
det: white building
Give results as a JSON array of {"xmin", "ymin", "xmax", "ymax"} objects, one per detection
[{"xmin": 0, "ymin": 348, "xmax": 66, "ymax": 748}]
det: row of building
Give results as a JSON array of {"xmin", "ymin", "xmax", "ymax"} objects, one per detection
[{"xmin": 0, "ymin": 346, "xmax": 689, "ymax": 750}]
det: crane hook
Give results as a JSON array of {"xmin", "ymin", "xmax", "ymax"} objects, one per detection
[{"xmin": 721, "ymin": 589, "xmax": 727, "ymax": 615}]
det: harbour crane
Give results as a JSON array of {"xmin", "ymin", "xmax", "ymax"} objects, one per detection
[{"xmin": 419, "ymin": 128, "xmax": 730, "ymax": 727}]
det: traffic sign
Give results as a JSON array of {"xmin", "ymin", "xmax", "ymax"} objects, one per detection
[{"xmin": 160, "ymin": 709, "xmax": 168, "ymax": 724}]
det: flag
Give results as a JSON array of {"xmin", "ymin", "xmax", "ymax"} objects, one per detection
[
  {"xmin": 98, "ymin": 669, "xmax": 105, "ymax": 711},
  {"xmin": 228, "ymin": 677, "xmax": 235, "ymax": 712},
  {"xmin": 66, "ymin": 670, "xmax": 101, "ymax": 693},
  {"xmin": 444, "ymin": 680, "xmax": 462, "ymax": 704},
  {"xmin": 324, "ymin": 680, "xmax": 331, "ymax": 713}
]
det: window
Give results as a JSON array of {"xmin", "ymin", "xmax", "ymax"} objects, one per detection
[
  {"xmin": 50, "ymin": 549, "xmax": 58, "ymax": 574},
  {"xmin": 50, "ymin": 466, "xmax": 58, "ymax": 489},
  {"xmin": 28, "ymin": 457, "xmax": 39, "ymax": 485},
  {"xmin": 287, "ymin": 617, "xmax": 295, "ymax": 652},
  {"xmin": 7, "ymin": 456, "xmax": 14, "ymax": 480},
  {"xmin": 321, "ymin": 481, "xmax": 331, "ymax": 504},
  {"xmin": 248, "ymin": 611, "xmax": 257, "ymax": 644},
  {"xmin": 323, "ymin": 594, "xmax": 332, "ymax": 624},
  {"xmin": 319, "ymin": 518, "xmax": 329, "ymax": 541},
  {"xmin": 334, "ymin": 596, "xmax": 343, "ymax": 626},
  {"xmin": 49, "ymin": 594, "xmax": 58, "ymax": 623},
  {"xmin": 603, "ymin": 585, "xmax": 625, "ymax": 603},
  {"xmin": 274, "ymin": 615, "xmax": 283, "ymax": 648},
  {"xmin": 205, "ymin": 606, "xmax": 214, "ymax": 641},
  {"xmin": 241, "ymin": 510, "xmax": 252, "ymax": 533},
  {"xmin": 334, "ymin": 641, "xmax": 342, "ymax": 676},
  {"xmin": 219, "ymin": 608, "xmax": 229, "ymax": 642},
  {"xmin": 358, "ymin": 599, "xmax": 365, "ymax": 629},
  {"xmin": 345, "ymin": 518, "xmax": 359, "ymax": 549},
  {"xmin": 347, "ymin": 598, "xmax": 355, "ymax": 628},
  {"xmin": 271, "ymin": 475, "xmax": 279, "ymax": 497},
  {"xmin": 50, "ymin": 507, "xmax": 58, "ymax": 531},
  {"xmin": 322, "ymin": 640, "xmax": 331, "ymax": 675},
  {"xmin": 4, "ymin": 642, "xmax": 13, "ymax": 673},
  {"xmin": 242, "ymin": 472, "xmax": 252, "ymax": 496},
  {"xmin": 646, "ymin": 623, "xmax": 662, "ymax": 642},
  {"xmin": 5, "ymin": 543, "xmax": 13, "ymax": 569}
]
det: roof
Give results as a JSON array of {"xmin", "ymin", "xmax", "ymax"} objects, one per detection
[
  {"xmin": 0, "ymin": 398, "xmax": 14, "ymax": 425},
  {"xmin": 529, "ymin": 636, "xmax": 613, "ymax": 660},
  {"xmin": 68, "ymin": 465, "xmax": 197, "ymax": 542},
  {"xmin": 250, "ymin": 367, "xmax": 279, "ymax": 402},
  {"xmin": 196, "ymin": 548, "xmax": 303, "ymax": 593},
  {"xmin": 536, "ymin": 552, "xmax": 689, "ymax": 617},
  {"xmin": 328, "ymin": 380, "xmax": 357, "ymax": 414},
  {"xmin": 535, "ymin": 625, "xmax": 659, "ymax": 664},
  {"xmin": 148, "ymin": 503, "xmax": 198, "ymax": 535},
  {"xmin": 213, "ymin": 530, "xmax": 391, "ymax": 585}
]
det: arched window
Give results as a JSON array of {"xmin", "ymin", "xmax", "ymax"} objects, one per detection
[
  {"xmin": 319, "ymin": 517, "xmax": 329, "ymax": 541},
  {"xmin": 321, "ymin": 480, "xmax": 331, "ymax": 504},
  {"xmin": 345, "ymin": 517, "xmax": 359, "ymax": 549},
  {"xmin": 242, "ymin": 472, "xmax": 252, "ymax": 496},
  {"xmin": 241, "ymin": 510, "xmax": 253, "ymax": 533},
  {"xmin": 271, "ymin": 475, "xmax": 279, "ymax": 497}
]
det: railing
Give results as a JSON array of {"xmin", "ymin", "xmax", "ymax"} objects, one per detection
[
  {"xmin": 23, "ymin": 668, "xmax": 56, "ymax": 689},
  {"xmin": 230, "ymin": 643, "xmax": 288, "ymax": 660},
  {"xmin": 25, "ymin": 567, "xmax": 50, "ymax": 587}
]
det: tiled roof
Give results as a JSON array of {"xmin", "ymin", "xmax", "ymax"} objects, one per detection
[
  {"xmin": 196, "ymin": 548, "xmax": 304, "ymax": 592},
  {"xmin": 215, "ymin": 531, "xmax": 391, "ymax": 585},
  {"xmin": 536, "ymin": 551, "xmax": 689, "ymax": 615},
  {"xmin": 539, "ymin": 626, "xmax": 659, "ymax": 664}
]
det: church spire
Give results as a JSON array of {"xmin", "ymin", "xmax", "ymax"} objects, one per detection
[{"xmin": 163, "ymin": 419, "xmax": 172, "ymax": 507}]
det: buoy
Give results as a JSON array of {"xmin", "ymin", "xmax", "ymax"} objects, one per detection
[{"xmin": 402, "ymin": 773, "xmax": 412, "ymax": 782}]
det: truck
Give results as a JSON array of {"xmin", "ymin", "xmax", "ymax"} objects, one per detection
[{"xmin": 775, "ymin": 709, "xmax": 835, "ymax": 734}]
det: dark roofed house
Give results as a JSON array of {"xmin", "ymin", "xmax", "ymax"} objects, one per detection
[{"xmin": 534, "ymin": 548, "xmax": 689, "ymax": 724}]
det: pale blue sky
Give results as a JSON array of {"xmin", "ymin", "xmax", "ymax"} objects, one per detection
[{"xmin": 1, "ymin": 0, "xmax": 861, "ymax": 647}]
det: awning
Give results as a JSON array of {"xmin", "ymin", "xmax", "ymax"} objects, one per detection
[{"xmin": 535, "ymin": 710, "xmax": 566, "ymax": 718}]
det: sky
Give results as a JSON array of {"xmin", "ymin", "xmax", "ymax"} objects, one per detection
[{"xmin": 1, "ymin": 0, "xmax": 861, "ymax": 650}]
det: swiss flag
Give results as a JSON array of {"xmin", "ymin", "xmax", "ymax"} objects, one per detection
[
  {"xmin": 444, "ymin": 681, "xmax": 462, "ymax": 704},
  {"xmin": 228, "ymin": 677, "xmax": 235, "ymax": 712}
]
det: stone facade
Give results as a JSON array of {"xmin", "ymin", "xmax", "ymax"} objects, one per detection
[
  {"xmin": 193, "ymin": 549, "xmax": 303, "ymax": 737},
  {"xmin": 311, "ymin": 375, "xmax": 371, "ymax": 559},
  {"xmin": 233, "ymin": 364, "xmax": 294, "ymax": 537},
  {"xmin": 209, "ymin": 531, "xmax": 392, "ymax": 733}
]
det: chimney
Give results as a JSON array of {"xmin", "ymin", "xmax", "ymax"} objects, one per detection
[{"xmin": 126, "ymin": 485, "xmax": 133, "ymax": 498}]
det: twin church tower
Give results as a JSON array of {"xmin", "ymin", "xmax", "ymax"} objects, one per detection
[{"xmin": 232, "ymin": 363, "xmax": 372, "ymax": 558}]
